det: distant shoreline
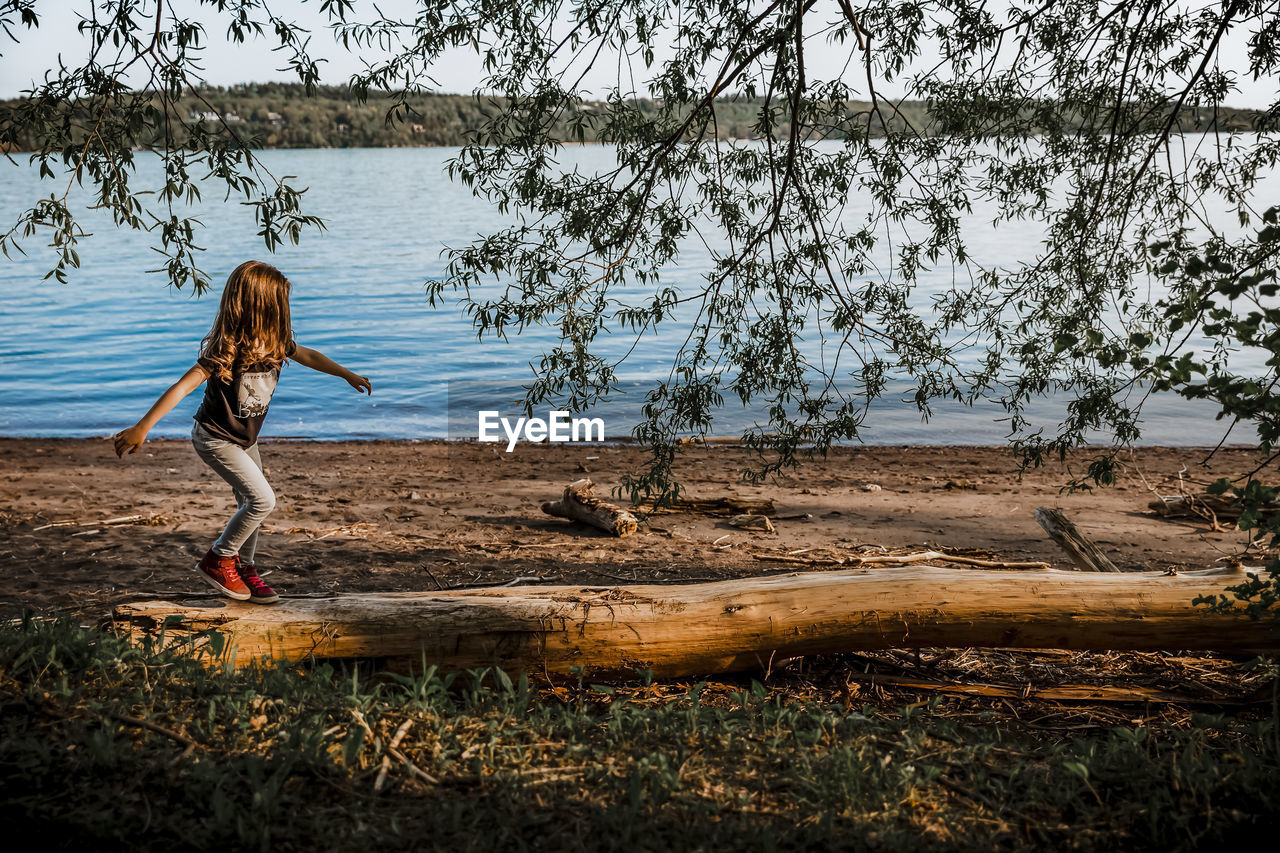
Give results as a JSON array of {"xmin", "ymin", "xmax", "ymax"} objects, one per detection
[
  {"xmin": 0, "ymin": 140, "xmax": 620, "ymax": 155},
  {"xmin": 3, "ymin": 83, "xmax": 1265, "ymax": 153}
]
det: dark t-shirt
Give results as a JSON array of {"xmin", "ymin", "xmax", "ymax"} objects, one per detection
[{"xmin": 194, "ymin": 341, "xmax": 296, "ymax": 447}]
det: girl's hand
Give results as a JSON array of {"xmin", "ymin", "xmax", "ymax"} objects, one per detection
[
  {"xmin": 113, "ymin": 425, "xmax": 148, "ymax": 457},
  {"xmin": 346, "ymin": 373, "xmax": 372, "ymax": 395}
]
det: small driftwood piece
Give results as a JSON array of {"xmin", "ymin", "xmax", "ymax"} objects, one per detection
[
  {"xmin": 541, "ymin": 479, "xmax": 639, "ymax": 537},
  {"xmin": 281, "ymin": 522, "xmax": 378, "ymax": 540},
  {"xmin": 1034, "ymin": 507, "xmax": 1121, "ymax": 573},
  {"xmin": 641, "ymin": 496, "xmax": 776, "ymax": 516},
  {"xmin": 728, "ymin": 514, "xmax": 775, "ymax": 533},
  {"xmin": 33, "ymin": 514, "xmax": 151, "ymax": 532}
]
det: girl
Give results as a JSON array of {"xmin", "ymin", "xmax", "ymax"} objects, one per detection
[{"xmin": 114, "ymin": 260, "xmax": 372, "ymax": 603}]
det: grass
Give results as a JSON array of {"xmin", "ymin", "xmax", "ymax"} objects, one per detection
[{"xmin": 2, "ymin": 616, "xmax": 1278, "ymax": 851}]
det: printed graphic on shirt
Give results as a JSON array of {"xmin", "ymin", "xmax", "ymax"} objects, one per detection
[{"xmin": 237, "ymin": 369, "xmax": 279, "ymax": 418}]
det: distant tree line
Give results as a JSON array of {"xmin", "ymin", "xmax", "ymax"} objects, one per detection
[{"xmin": 1, "ymin": 82, "xmax": 1261, "ymax": 152}]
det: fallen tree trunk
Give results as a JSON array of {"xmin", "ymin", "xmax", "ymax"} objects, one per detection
[
  {"xmin": 115, "ymin": 566, "xmax": 1279, "ymax": 677},
  {"xmin": 541, "ymin": 479, "xmax": 639, "ymax": 537}
]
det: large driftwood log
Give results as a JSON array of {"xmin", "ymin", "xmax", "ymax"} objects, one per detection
[
  {"xmin": 116, "ymin": 566, "xmax": 1277, "ymax": 677},
  {"xmin": 541, "ymin": 479, "xmax": 639, "ymax": 537},
  {"xmin": 1034, "ymin": 507, "xmax": 1121, "ymax": 572}
]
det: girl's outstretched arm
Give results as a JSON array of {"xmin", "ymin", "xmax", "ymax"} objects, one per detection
[
  {"xmin": 114, "ymin": 363, "xmax": 210, "ymax": 457},
  {"xmin": 292, "ymin": 345, "xmax": 372, "ymax": 394}
]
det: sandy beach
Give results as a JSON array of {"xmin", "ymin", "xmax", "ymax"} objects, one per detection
[{"xmin": 0, "ymin": 438, "xmax": 1264, "ymax": 616}]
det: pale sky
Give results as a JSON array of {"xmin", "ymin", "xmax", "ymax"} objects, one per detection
[{"xmin": 1, "ymin": 1, "xmax": 1276, "ymax": 108}]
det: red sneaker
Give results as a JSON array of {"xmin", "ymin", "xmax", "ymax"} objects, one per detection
[
  {"xmin": 238, "ymin": 562, "xmax": 280, "ymax": 604},
  {"xmin": 196, "ymin": 549, "xmax": 250, "ymax": 601}
]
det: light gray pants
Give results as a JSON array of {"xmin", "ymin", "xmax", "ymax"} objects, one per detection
[{"xmin": 191, "ymin": 422, "xmax": 276, "ymax": 563}]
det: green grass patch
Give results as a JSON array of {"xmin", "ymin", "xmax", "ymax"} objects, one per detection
[{"xmin": 2, "ymin": 616, "xmax": 1277, "ymax": 851}]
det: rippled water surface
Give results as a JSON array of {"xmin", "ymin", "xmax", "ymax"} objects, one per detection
[{"xmin": 0, "ymin": 146, "xmax": 1265, "ymax": 445}]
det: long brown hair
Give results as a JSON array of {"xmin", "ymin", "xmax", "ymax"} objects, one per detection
[{"xmin": 199, "ymin": 260, "xmax": 293, "ymax": 382}]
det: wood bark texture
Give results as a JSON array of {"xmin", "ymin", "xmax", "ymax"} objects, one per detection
[
  {"xmin": 116, "ymin": 566, "xmax": 1277, "ymax": 677},
  {"xmin": 541, "ymin": 479, "xmax": 639, "ymax": 537},
  {"xmin": 1035, "ymin": 507, "xmax": 1121, "ymax": 572}
]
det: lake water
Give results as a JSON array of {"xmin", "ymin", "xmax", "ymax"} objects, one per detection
[{"xmin": 0, "ymin": 146, "xmax": 1264, "ymax": 445}]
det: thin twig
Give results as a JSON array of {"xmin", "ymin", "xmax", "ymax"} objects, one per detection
[
  {"xmin": 350, "ymin": 708, "xmax": 374, "ymax": 738},
  {"xmin": 109, "ymin": 711, "xmax": 196, "ymax": 748},
  {"xmin": 389, "ymin": 746, "xmax": 439, "ymax": 785},
  {"xmin": 375, "ymin": 718, "xmax": 417, "ymax": 792},
  {"xmin": 754, "ymin": 550, "xmax": 1051, "ymax": 569},
  {"xmin": 374, "ymin": 755, "xmax": 393, "ymax": 792},
  {"xmin": 421, "ymin": 564, "xmax": 445, "ymax": 591}
]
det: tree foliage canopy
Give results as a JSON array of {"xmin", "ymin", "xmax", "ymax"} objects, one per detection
[{"xmin": 4, "ymin": 0, "xmax": 1280, "ymax": 611}]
